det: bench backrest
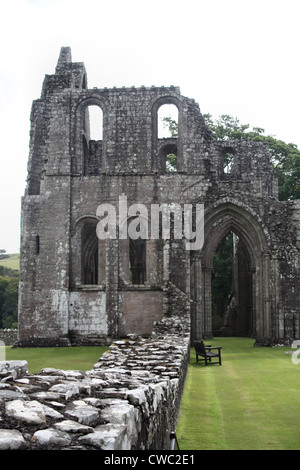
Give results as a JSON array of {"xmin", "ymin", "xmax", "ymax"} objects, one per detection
[{"xmin": 194, "ymin": 340, "xmax": 206, "ymax": 354}]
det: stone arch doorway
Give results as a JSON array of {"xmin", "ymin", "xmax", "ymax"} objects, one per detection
[
  {"xmin": 211, "ymin": 230, "xmax": 254, "ymax": 337},
  {"xmin": 191, "ymin": 201, "xmax": 271, "ymax": 345}
]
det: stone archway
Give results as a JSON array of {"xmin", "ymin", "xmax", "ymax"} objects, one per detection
[
  {"xmin": 191, "ymin": 201, "xmax": 271, "ymax": 345},
  {"xmin": 211, "ymin": 230, "xmax": 254, "ymax": 337}
]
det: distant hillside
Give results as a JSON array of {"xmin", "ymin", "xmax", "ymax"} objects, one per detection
[{"xmin": 0, "ymin": 253, "xmax": 20, "ymax": 272}]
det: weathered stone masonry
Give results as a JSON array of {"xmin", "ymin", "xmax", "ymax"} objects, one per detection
[
  {"xmin": 0, "ymin": 314, "xmax": 190, "ymax": 450},
  {"xmin": 18, "ymin": 47, "xmax": 300, "ymax": 347}
]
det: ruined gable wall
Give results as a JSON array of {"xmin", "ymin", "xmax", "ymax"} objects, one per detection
[{"xmin": 18, "ymin": 47, "xmax": 300, "ymax": 346}]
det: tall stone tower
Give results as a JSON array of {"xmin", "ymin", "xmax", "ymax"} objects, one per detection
[{"xmin": 18, "ymin": 47, "xmax": 300, "ymax": 346}]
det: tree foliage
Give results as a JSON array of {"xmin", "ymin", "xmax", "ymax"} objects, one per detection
[
  {"xmin": 162, "ymin": 113, "xmax": 300, "ymax": 200},
  {"xmin": 203, "ymin": 114, "xmax": 300, "ymax": 201},
  {"xmin": 163, "ymin": 112, "xmax": 300, "ymax": 321},
  {"xmin": 0, "ymin": 276, "xmax": 19, "ymax": 328},
  {"xmin": 212, "ymin": 233, "xmax": 233, "ymax": 319},
  {"xmin": 0, "ymin": 253, "xmax": 19, "ymax": 329},
  {"xmin": 0, "ymin": 249, "xmax": 8, "ymax": 260},
  {"xmin": 162, "ymin": 116, "xmax": 178, "ymax": 138}
]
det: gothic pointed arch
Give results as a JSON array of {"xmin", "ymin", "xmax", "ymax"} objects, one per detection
[
  {"xmin": 191, "ymin": 200, "xmax": 271, "ymax": 344},
  {"xmin": 70, "ymin": 215, "xmax": 106, "ymax": 288},
  {"xmin": 203, "ymin": 201, "xmax": 269, "ymax": 267},
  {"xmin": 73, "ymin": 96, "xmax": 108, "ymax": 175},
  {"xmin": 151, "ymin": 95, "xmax": 183, "ymax": 172}
]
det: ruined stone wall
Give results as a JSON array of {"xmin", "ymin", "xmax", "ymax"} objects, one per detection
[
  {"xmin": 0, "ymin": 314, "xmax": 190, "ymax": 450},
  {"xmin": 18, "ymin": 47, "xmax": 300, "ymax": 347}
]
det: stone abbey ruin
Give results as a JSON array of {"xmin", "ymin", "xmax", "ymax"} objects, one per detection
[{"xmin": 18, "ymin": 47, "xmax": 300, "ymax": 348}]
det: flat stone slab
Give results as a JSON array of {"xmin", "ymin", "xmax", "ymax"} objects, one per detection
[
  {"xmin": 5, "ymin": 399, "xmax": 63, "ymax": 424},
  {"xmin": 32, "ymin": 428, "xmax": 72, "ymax": 447},
  {"xmin": 0, "ymin": 361, "xmax": 28, "ymax": 379},
  {"xmin": 54, "ymin": 419, "xmax": 94, "ymax": 434},
  {"xmin": 79, "ymin": 424, "xmax": 129, "ymax": 450},
  {"xmin": 0, "ymin": 389, "xmax": 27, "ymax": 401},
  {"xmin": 65, "ymin": 400, "xmax": 100, "ymax": 426},
  {"xmin": 0, "ymin": 429, "xmax": 26, "ymax": 450}
]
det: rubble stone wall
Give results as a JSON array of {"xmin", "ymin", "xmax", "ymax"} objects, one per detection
[{"xmin": 0, "ymin": 314, "xmax": 190, "ymax": 450}]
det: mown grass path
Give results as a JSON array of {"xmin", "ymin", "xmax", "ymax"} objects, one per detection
[{"xmin": 177, "ymin": 337, "xmax": 300, "ymax": 450}]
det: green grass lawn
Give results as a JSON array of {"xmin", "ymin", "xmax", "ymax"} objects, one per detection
[
  {"xmin": 5, "ymin": 346, "xmax": 108, "ymax": 374},
  {"xmin": 4, "ymin": 337, "xmax": 300, "ymax": 450},
  {"xmin": 177, "ymin": 337, "xmax": 300, "ymax": 450},
  {"xmin": 0, "ymin": 253, "xmax": 20, "ymax": 271}
]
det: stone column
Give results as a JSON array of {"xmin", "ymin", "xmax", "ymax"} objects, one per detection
[
  {"xmin": 191, "ymin": 253, "xmax": 204, "ymax": 340},
  {"xmin": 263, "ymin": 252, "xmax": 271, "ymax": 339},
  {"xmin": 250, "ymin": 267, "xmax": 256, "ymax": 336},
  {"xmin": 254, "ymin": 255, "xmax": 264, "ymax": 344},
  {"xmin": 106, "ymin": 238, "xmax": 120, "ymax": 338},
  {"xmin": 203, "ymin": 267, "xmax": 213, "ymax": 338}
]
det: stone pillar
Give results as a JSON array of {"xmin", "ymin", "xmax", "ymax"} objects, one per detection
[
  {"xmin": 106, "ymin": 238, "xmax": 120, "ymax": 338},
  {"xmin": 203, "ymin": 267, "xmax": 213, "ymax": 338},
  {"xmin": 191, "ymin": 253, "xmax": 204, "ymax": 340},
  {"xmin": 263, "ymin": 252, "xmax": 271, "ymax": 339},
  {"xmin": 271, "ymin": 255, "xmax": 280, "ymax": 339},
  {"xmin": 163, "ymin": 240, "xmax": 170, "ymax": 282},
  {"xmin": 254, "ymin": 255, "xmax": 264, "ymax": 344},
  {"xmin": 250, "ymin": 267, "xmax": 256, "ymax": 336}
]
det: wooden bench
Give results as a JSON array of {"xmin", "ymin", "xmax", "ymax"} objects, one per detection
[{"xmin": 194, "ymin": 340, "xmax": 222, "ymax": 366}]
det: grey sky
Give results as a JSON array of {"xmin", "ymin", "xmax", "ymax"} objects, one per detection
[{"xmin": 0, "ymin": 0, "xmax": 299, "ymax": 253}]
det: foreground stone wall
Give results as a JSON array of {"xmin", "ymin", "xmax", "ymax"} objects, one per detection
[{"xmin": 0, "ymin": 314, "xmax": 190, "ymax": 450}]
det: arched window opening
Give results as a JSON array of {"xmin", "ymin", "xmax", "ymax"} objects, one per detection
[
  {"xmin": 158, "ymin": 104, "xmax": 178, "ymax": 139},
  {"xmin": 82, "ymin": 104, "xmax": 103, "ymax": 176},
  {"xmin": 81, "ymin": 223, "xmax": 98, "ymax": 285},
  {"xmin": 88, "ymin": 105, "xmax": 103, "ymax": 141},
  {"xmin": 157, "ymin": 104, "xmax": 179, "ymax": 172},
  {"xmin": 129, "ymin": 237, "xmax": 146, "ymax": 285},
  {"xmin": 212, "ymin": 231, "xmax": 253, "ymax": 337},
  {"xmin": 223, "ymin": 147, "xmax": 236, "ymax": 174},
  {"xmin": 212, "ymin": 232, "xmax": 234, "ymax": 333},
  {"xmin": 160, "ymin": 143, "xmax": 177, "ymax": 172},
  {"xmin": 82, "ymin": 73, "xmax": 87, "ymax": 90}
]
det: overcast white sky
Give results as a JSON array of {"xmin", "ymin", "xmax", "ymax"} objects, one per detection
[{"xmin": 0, "ymin": 0, "xmax": 299, "ymax": 253}]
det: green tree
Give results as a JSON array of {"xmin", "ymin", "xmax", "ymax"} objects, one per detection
[
  {"xmin": 0, "ymin": 265, "xmax": 19, "ymax": 277},
  {"xmin": 163, "ymin": 112, "xmax": 300, "ymax": 199},
  {"xmin": 203, "ymin": 113, "xmax": 300, "ymax": 201},
  {"xmin": 161, "ymin": 115, "xmax": 178, "ymax": 172},
  {"xmin": 212, "ymin": 233, "xmax": 233, "ymax": 320},
  {"xmin": 162, "ymin": 116, "xmax": 178, "ymax": 138},
  {"xmin": 0, "ymin": 276, "xmax": 9, "ymax": 328},
  {"xmin": 0, "ymin": 249, "xmax": 8, "ymax": 260},
  {"xmin": 0, "ymin": 275, "xmax": 19, "ymax": 329}
]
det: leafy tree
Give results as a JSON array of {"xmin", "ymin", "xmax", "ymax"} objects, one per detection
[
  {"xmin": 0, "ymin": 276, "xmax": 9, "ymax": 328},
  {"xmin": 203, "ymin": 114, "xmax": 300, "ymax": 201},
  {"xmin": 212, "ymin": 233, "xmax": 233, "ymax": 320},
  {"xmin": 162, "ymin": 116, "xmax": 178, "ymax": 138},
  {"xmin": 163, "ymin": 113, "xmax": 300, "ymax": 200},
  {"xmin": 163, "ymin": 112, "xmax": 300, "ymax": 325},
  {"xmin": 161, "ymin": 115, "xmax": 178, "ymax": 172},
  {"xmin": 166, "ymin": 153, "xmax": 177, "ymax": 172},
  {"xmin": 0, "ymin": 265, "xmax": 19, "ymax": 277},
  {"xmin": 0, "ymin": 275, "xmax": 19, "ymax": 329},
  {"xmin": 2, "ymin": 277, "xmax": 19, "ymax": 328},
  {"xmin": 0, "ymin": 249, "xmax": 8, "ymax": 260}
]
